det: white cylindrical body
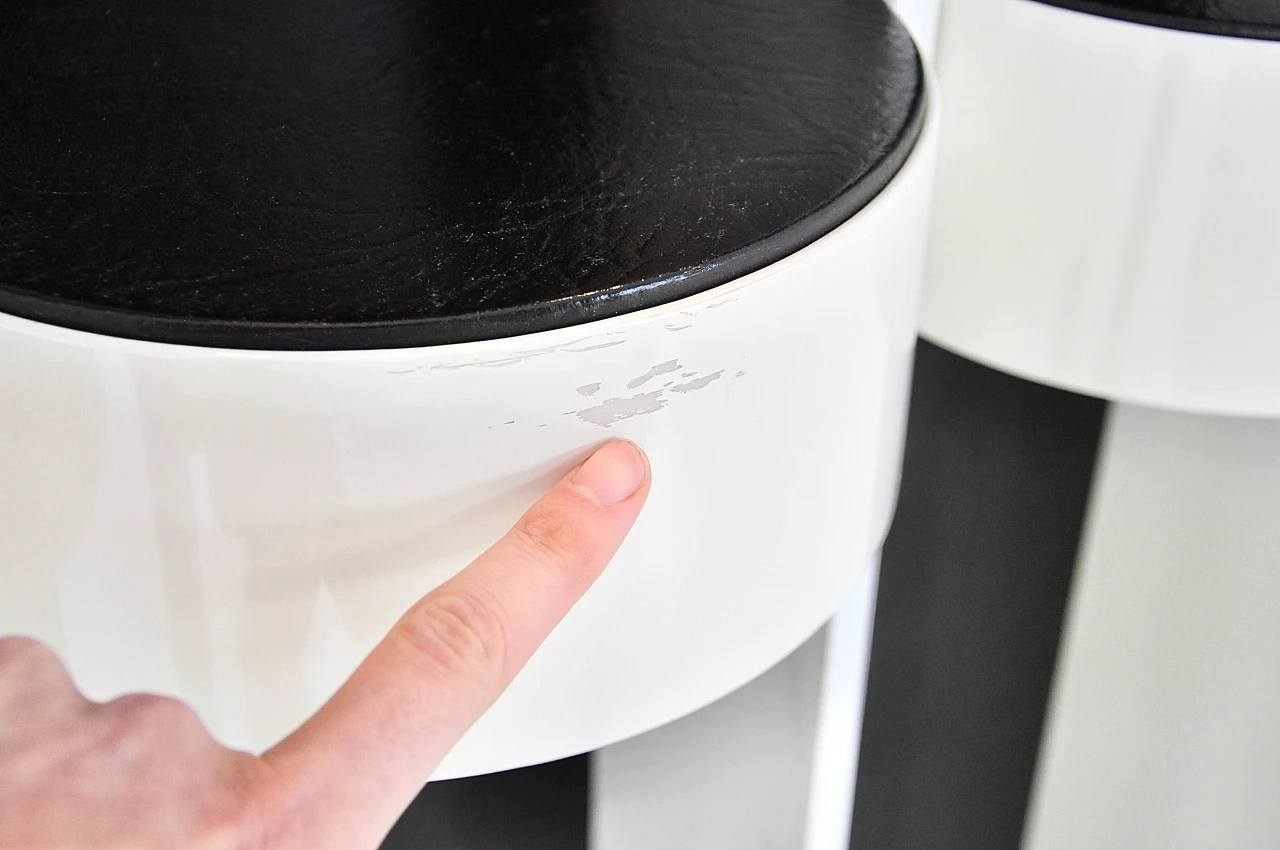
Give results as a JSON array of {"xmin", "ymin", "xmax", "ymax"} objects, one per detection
[
  {"xmin": 0, "ymin": 94, "xmax": 937, "ymax": 779},
  {"xmin": 922, "ymin": 0, "xmax": 1280, "ymax": 415}
]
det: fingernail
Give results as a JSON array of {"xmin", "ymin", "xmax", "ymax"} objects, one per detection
[{"xmin": 571, "ymin": 440, "xmax": 648, "ymax": 506}]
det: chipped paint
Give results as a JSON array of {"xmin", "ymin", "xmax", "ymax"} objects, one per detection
[
  {"xmin": 573, "ymin": 365, "xmax": 728, "ymax": 427},
  {"xmin": 626, "ymin": 359, "xmax": 682, "ymax": 389},
  {"xmin": 426, "ymin": 335, "xmax": 628, "ymax": 371},
  {"xmin": 698, "ymin": 298, "xmax": 736, "ymax": 311},
  {"xmin": 563, "ymin": 340, "xmax": 627, "ymax": 353},
  {"xmin": 575, "ymin": 391, "xmax": 668, "ymax": 427},
  {"xmin": 670, "ymin": 371, "xmax": 723, "ymax": 394},
  {"xmin": 576, "ymin": 382, "xmax": 602, "ymax": 397}
]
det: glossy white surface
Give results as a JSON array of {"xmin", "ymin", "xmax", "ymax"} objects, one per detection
[
  {"xmin": 593, "ymin": 614, "xmax": 826, "ymax": 850},
  {"xmin": 887, "ymin": 0, "xmax": 941, "ymax": 59},
  {"xmin": 0, "ymin": 97, "xmax": 937, "ymax": 778},
  {"xmin": 922, "ymin": 0, "xmax": 1280, "ymax": 416},
  {"xmin": 802, "ymin": 559, "xmax": 879, "ymax": 850},
  {"xmin": 1026, "ymin": 404, "xmax": 1280, "ymax": 850}
]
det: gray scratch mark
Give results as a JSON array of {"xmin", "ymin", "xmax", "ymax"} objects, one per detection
[
  {"xmin": 563, "ymin": 340, "xmax": 626, "ymax": 353},
  {"xmin": 735, "ymin": 371, "xmax": 745, "ymax": 378},
  {"xmin": 386, "ymin": 368, "xmax": 418, "ymax": 375},
  {"xmin": 687, "ymin": 298, "xmax": 738, "ymax": 315},
  {"xmin": 665, "ymin": 324, "xmax": 693, "ymax": 332},
  {"xmin": 575, "ymin": 391, "xmax": 668, "ymax": 427},
  {"xmin": 504, "ymin": 420, "xmax": 515, "ymax": 425},
  {"xmin": 626, "ymin": 359, "xmax": 682, "ymax": 389},
  {"xmin": 681, "ymin": 372, "xmax": 696, "ymax": 378},
  {"xmin": 670, "ymin": 371, "xmax": 724, "ymax": 394},
  {"xmin": 430, "ymin": 335, "xmax": 626, "ymax": 370},
  {"xmin": 432, "ymin": 356, "xmax": 520, "ymax": 370},
  {"xmin": 667, "ymin": 298, "xmax": 734, "ymax": 323},
  {"xmin": 576, "ymin": 382, "xmax": 602, "ymax": 397}
]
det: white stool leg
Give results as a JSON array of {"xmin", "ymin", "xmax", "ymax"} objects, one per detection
[
  {"xmin": 1025, "ymin": 405, "xmax": 1280, "ymax": 850},
  {"xmin": 591, "ymin": 562, "xmax": 880, "ymax": 850},
  {"xmin": 590, "ymin": 635, "xmax": 825, "ymax": 850},
  {"xmin": 804, "ymin": 557, "xmax": 880, "ymax": 850}
]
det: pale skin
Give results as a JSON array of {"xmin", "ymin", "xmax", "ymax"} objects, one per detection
[{"xmin": 0, "ymin": 439, "xmax": 651, "ymax": 850}]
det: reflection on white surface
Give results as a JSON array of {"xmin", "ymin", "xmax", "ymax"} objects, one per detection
[
  {"xmin": 54, "ymin": 354, "xmax": 179, "ymax": 702},
  {"xmin": 189, "ymin": 451, "xmax": 251, "ymax": 746},
  {"xmin": 0, "ymin": 336, "xmax": 103, "ymax": 646},
  {"xmin": 301, "ymin": 581, "xmax": 363, "ymax": 715}
]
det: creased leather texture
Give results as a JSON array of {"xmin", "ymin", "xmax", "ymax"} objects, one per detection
[
  {"xmin": 1030, "ymin": 0, "xmax": 1280, "ymax": 39},
  {"xmin": 0, "ymin": 0, "xmax": 924, "ymax": 350}
]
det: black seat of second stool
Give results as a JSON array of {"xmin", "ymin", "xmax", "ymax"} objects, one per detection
[
  {"xmin": 0, "ymin": 0, "xmax": 924, "ymax": 350},
  {"xmin": 1030, "ymin": 0, "xmax": 1280, "ymax": 39}
]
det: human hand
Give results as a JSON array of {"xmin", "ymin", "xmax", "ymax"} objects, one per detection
[{"xmin": 0, "ymin": 440, "xmax": 650, "ymax": 850}]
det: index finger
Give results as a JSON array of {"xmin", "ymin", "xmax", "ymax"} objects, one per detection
[{"xmin": 258, "ymin": 439, "xmax": 650, "ymax": 849}]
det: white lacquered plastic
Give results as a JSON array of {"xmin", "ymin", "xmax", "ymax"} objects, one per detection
[
  {"xmin": 0, "ymin": 96, "xmax": 937, "ymax": 779},
  {"xmin": 1025, "ymin": 404, "xmax": 1280, "ymax": 850},
  {"xmin": 922, "ymin": 0, "xmax": 1280, "ymax": 416},
  {"xmin": 590, "ymin": 557, "xmax": 880, "ymax": 850},
  {"xmin": 803, "ymin": 558, "xmax": 879, "ymax": 850},
  {"xmin": 887, "ymin": 0, "xmax": 941, "ymax": 59}
]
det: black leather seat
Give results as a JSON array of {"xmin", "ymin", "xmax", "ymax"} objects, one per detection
[
  {"xmin": 0, "ymin": 0, "xmax": 924, "ymax": 350},
  {"xmin": 1032, "ymin": 0, "xmax": 1280, "ymax": 39}
]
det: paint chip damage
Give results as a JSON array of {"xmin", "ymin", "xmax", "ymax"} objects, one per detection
[{"xmin": 573, "ymin": 363, "xmax": 733, "ymax": 428}]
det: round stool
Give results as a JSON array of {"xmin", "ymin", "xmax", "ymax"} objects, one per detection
[
  {"xmin": 851, "ymin": 4, "xmax": 1280, "ymax": 848},
  {"xmin": 0, "ymin": 0, "xmax": 936, "ymax": 778},
  {"xmin": 921, "ymin": 0, "xmax": 1280, "ymax": 416}
]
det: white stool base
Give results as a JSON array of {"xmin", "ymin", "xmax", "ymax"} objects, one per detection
[{"xmin": 591, "ymin": 560, "xmax": 880, "ymax": 850}]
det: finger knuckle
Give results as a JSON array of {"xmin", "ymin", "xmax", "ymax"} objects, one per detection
[
  {"xmin": 394, "ymin": 589, "xmax": 511, "ymax": 680},
  {"xmin": 510, "ymin": 505, "xmax": 594, "ymax": 576},
  {"xmin": 122, "ymin": 692, "xmax": 201, "ymax": 726},
  {"xmin": 0, "ymin": 636, "xmax": 60, "ymax": 674},
  {"xmin": 101, "ymin": 693, "xmax": 206, "ymax": 750},
  {"xmin": 0, "ymin": 638, "xmax": 81, "ymax": 712}
]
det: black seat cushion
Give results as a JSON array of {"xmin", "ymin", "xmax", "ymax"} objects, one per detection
[
  {"xmin": 0, "ymin": 0, "xmax": 924, "ymax": 350},
  {"xmin": 1031, "ymin": 0, "xmax": 1280, "ymax": 39}
]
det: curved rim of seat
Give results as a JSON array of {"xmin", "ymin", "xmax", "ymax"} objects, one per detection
[{"xmin": 1028, "ymin": 0, "xmax": 1280, "ymax": 41}]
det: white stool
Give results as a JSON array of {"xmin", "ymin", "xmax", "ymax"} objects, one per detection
[
  {"xmin": 0, "ymin": 0, "xmax": 935, "ymax": 808},
  {"xmin": 890, "ymin": 2, "xmax": 1280, "ymax": 848}
]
